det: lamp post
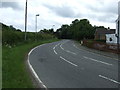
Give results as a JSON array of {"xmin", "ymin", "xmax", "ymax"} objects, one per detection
[
  {"xmin": 35, "ymin": 14, "xmax": 39, "ymax": 33},
  {"xmin": 24, "ymin": 0, "xmax": 27, "ymax": 40},
  {"xmin": 35, "ymin": 14, "xmax": 39, "ymax": 40},
  {"xmin": 52, "ymin": 25, "xmax": 55, "ymax": 30}
]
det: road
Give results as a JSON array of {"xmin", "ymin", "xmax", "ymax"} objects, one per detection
[{"xmin": 28, "ymin": 40, "xmax": 119, "ymax": 88}]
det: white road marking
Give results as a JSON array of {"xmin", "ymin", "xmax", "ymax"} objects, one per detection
[
  {"xmin": 83, "ymin": 56, "xmax": 113, "ymax": 66},
  {"xmin": 66, "ymin": 50, "xmax": 77, "ymax": 55},
  {"xmin": 53, "ymin": 43, "xmax": 61, "ymax": 55},
  {"xmin": 73, "ymin": 44, "xmax": 80, "ymax": 50},
  {"xmin": 53, "ymin": 47, "xmax": 55, "ymax": 50},
  {"xmin": 60, "ymin": 56, "xmax": 78, "ymax": 67},
  {"xmin": 99, "ymin": 75, "xmax": 120, "ymax": 84},
  {"xmin": 53, "ymin": 43, "xmax": 60, "ymax": 50},
  {"xmin": 73, "ymin": 43, "xmax": 118, "ymax": 61},
  {"xmin": 60, "ymin": 44, "xmax": 64, "ymax": 50},
  {"xmin": 60, "ymin": 42, "xmax": 77, "ymax": 55},
  {"xmin": 28, "ymin": 44, "xmax": 47, "ymax": 89},
  {"xmin": 54, "ymin": 50, "xmax": 57, "ymax": 55}
]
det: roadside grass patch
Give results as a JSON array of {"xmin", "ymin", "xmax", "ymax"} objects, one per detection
[{"xmin": 2, "ymin": 39, "xmax": 59, "ymax": 88}]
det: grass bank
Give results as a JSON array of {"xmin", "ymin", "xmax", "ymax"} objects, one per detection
[{"xmin": 2, "ymin": 39, "xmax": 59, "ymax": 88}]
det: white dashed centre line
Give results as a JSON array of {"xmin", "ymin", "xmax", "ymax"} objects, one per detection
[
  {"xmin": 60, "ymin": 43, "xmax": 77, "ymax": 55},
  {"xmin": 54, "ymin": 50, "xmax": 57, "ymax": 55},
  {"xmin": 99, "ymin": 75, "xmax": 120, "ymax": 84},
  {"xmin": 60, "ymin": 56, "xmax": 78, "ymax": 67},
  {"xmin": 53, "ymin": 43, "xmax": 61, "ymax": 55},
  {"xmin": 83, "ymin": 56, "xmax": 113, "ymax": 66}
]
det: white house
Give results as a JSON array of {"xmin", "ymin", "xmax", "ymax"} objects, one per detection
[
  {"xmin": 106, "ymin": 1, "xmax": 120, "ymax": 44},
  {"xmin": 106, "ymin": 34, "xmax": 117, "ymax": 44}
]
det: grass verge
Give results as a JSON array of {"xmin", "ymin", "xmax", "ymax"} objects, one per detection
[
  {"xmin": 0, "ymin": 44, "xmax": 2, "ymax": 89},
  {"xmin": 2, "ymin": 39, "xmax": 59, "ymax": 88}
]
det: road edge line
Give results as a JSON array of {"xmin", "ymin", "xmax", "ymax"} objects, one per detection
[{"xmin": 27, "ymin": 44, "xmax": 47, "ymax": 89}]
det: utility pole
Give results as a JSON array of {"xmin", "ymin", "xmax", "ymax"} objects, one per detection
[
  {"xmin": 118, "ymin": 20, "xmax": 119, "ymax": 53},
  {"xmin": 25, "ymin": 0, "xmax": 27, "ymax": 40},
  {"xmin": 118, "ymin": 2, "xmax": 120, "ymax": 90}
]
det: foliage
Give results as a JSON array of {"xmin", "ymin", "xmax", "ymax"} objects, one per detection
[
  {"xmin": 55, "ymin": 19, "xmax": 95, "ymax": 40},
  {"xmin": 95, "ymin": 40, "xmax": 106, "ymax": 43},
  {"xmin": 2, "ymin": 23, "xmax": 56, "ymax": 46},
  {"xmin": 39, "ymin": 28, "xmax": 54, "ymax": 34}
]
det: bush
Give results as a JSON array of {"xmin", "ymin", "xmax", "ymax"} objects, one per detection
[
  {"xmin": 83, "ymin": 40, "xmax": 94, "ymax": 48},
  {"xmin": 2, "ymin": 23, "xmax": 56, "ymax": 46},
  {"xmin": 95, "ymin": 40, "xmax": 106, "ymax": 43}
]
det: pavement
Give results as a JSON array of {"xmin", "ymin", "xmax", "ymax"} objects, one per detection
[
  {"xmin": 74, "ymin": 40, "xmax": 119, "ymax": 60},
  {"xmin": 28, "ymin": 40, "xmax": 119, "ymax": 88}
]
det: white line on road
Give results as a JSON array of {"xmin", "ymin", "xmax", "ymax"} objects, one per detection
[
  {"xmin": 53, "ymin": 47, "xmax": 55, "ymax": 50},
  {"xmin": 73, "ymin": 44, "xmax": 81, "ymax": 50},
  {"xmin": 53, "ymin": 43, "xmax": 61, "ymax": 55},
  {"xmin": 60, "ymin": 42, "xmax": 77, "ymax": 55},
  {"xmin": 54, "ymin": 50, "xmax": 57, "ymax": 55},
  {"xmin": 53, "ymin": 43, "xmax": 60, "ymax": 50},
  {"xmin": 60, "ymin": 56, "xmax": 78, "ymax": 67},
  {"xmin": 99, "ymin": 75, "xmax": 120, "ymax": 84},
  {"xmin": 83, "ymin": 56, "xmax": 113, "ymax": 66},
  {"xmin": 28, "ymin": 44, "xmax": 47, "ymax": 89},
  {"xmin": 60, "ymin": 44, "xmax": 64, "ymax": 50},
  {"xmin": 66, "ymin": 50, "xmax": 77, "ymax": 55},
  {"xmin": 73, "ymin": 43, "xmax": 118, "ymax": 61}
]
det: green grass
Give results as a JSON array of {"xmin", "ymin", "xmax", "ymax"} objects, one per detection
[
  {"xmin": 0, "ymin": 44, "xmax": 2, "ymax": 89},
  {"xmin": 2, "ymin": 39, "xmax": 59, "ymax": 88}
]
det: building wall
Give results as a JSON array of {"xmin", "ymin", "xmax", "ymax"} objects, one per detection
[
  {"xmin": 106, "ymin": 1, "xmax": 120, "ymax": 44},
  {"xmin": 106, "ymin": 34, "xmax": 117, "ymax": 44},
  {"xmin": 100, "ymin": 35, "xmax": 106, "ymax": 40},
  {"xmin": 95, "ymin": 34, "xmax": 106, "ymax": 40}
]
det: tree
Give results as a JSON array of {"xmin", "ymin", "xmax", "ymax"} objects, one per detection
[{"xmin": 56, "ymin": 19, "xmax": 95, "ymax": 40}]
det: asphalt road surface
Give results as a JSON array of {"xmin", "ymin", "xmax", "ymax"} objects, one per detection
[{"xmin": 29, "ymin": 40, "xmax": 119, "ymax": 88}]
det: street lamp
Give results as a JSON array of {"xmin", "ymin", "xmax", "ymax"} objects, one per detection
[
  {"xmin": 52, "ymin": 25, "xmax": 55, "ymax": 29},
  {"xmin": 52, "ymin": 25, "xmax": 55, "ymax": 31},
  {"xmin": 25, "ymin": 0, "xmax": 27, "ymax": 40},
  {"xmin": 35, "ymin": 14, "xmax": 39, "ymax": 40},
  {"xmin": 35, "ymin": 14, "xmax": 39, "ymax": 33}
]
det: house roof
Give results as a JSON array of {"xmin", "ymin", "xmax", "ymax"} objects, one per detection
[{"xmin": 95, "ymin": 28, "xmax": 115, "ymax": 35}]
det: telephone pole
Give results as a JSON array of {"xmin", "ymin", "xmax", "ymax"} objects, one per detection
[{"xmin": 25, "ymin": 0, "xmax": 27, "ymax": 40}]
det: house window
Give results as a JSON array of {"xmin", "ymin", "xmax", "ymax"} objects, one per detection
[{"xmin": 109, "ymin": 38, "xmax": 112, "ymax": 41}]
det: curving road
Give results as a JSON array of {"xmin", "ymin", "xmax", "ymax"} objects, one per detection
[{"xmin": 28, "ymin": 40, "xmax": 119, "ymax": 88}]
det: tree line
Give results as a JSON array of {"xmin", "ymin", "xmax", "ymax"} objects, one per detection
[
  {"xmin": 1, "ymin": 23, "xmax": 55, "ymax": 46},
  {"xmin": 2, "ymin": 18, "xmax": 107, "ymax": 45},
  {"xmin": 55, "ymin": 19, "xmax": 106, "ymax": 40}
]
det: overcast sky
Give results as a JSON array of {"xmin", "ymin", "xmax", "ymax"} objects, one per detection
[{"xmin": 0, "ymin": 0, "xmax": 119, "ymax": 32}]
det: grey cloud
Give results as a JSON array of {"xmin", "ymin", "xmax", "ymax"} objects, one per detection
[
  {"xmin": 1, "ymin": 2, "xmax": 23, "ymax": 10},
  {"xmin": 87, "ymin": 1, "xmax": 117, "ymax": 15},
  {"xmin": 87, "ymin": 12, "xmax": 117, "ymax": 23},
  {"xmin": 83, "ymin": 1, "xmax": 117, "ymax": 23},
  {"xmin": 43, "ymin": 4, "xmax": 80, "ymax": 18}
]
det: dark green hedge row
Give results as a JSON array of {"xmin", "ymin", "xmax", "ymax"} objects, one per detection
[{"xmin": 2, "ymin": 23, "xmax": 55, "ymax": 45}]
